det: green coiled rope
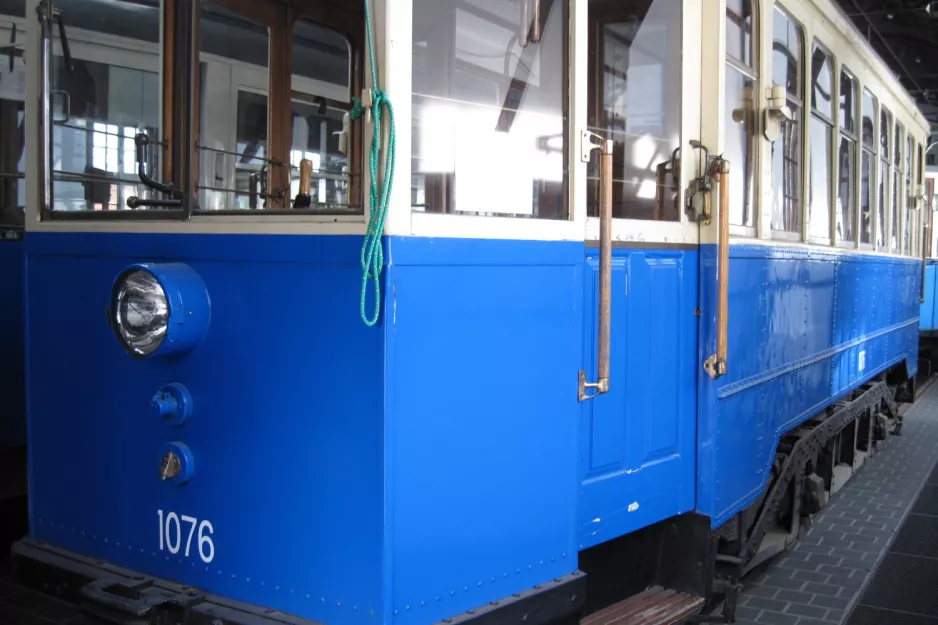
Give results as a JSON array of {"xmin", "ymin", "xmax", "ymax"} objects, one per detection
[{"xmin": 350, "ymin": 0, "xmax": 395, "ymax": 327}]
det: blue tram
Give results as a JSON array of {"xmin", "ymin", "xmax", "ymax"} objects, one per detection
[{"xmin": 9, "ymin": 0, "xmax": 929, "ymax": 624}]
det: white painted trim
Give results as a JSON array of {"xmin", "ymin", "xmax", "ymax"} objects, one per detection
[
  {"xmin": 411, "ymin": 211, "xmax": 582, "ymax": 242},
  {"xmin": 698, "ymin": 0, "xmax": 724, "ymax": 246},
  {"xmin": 375, "ymin": 0, "xmax": 412, "ymax": 237}
]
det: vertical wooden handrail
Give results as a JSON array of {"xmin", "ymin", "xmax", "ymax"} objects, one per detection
[
  {"xmin": 579, "ymin": 134, "xmax": 614, "ymax": 401},
  {"xmin": 705, "ymin": 158, "xmax": 730, "ymax": 380}
]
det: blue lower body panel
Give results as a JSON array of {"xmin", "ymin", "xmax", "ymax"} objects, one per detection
[
  {"xmin": 921, "ymin": 261, "xmax": 937, "ymax": 332},
  {"xmin": 697, "ymin": 245, "xmax": 921, "ymax": 527},
  {"xmin": 24, "ymin": 232, "xmax": 385, "ymax": 625}
]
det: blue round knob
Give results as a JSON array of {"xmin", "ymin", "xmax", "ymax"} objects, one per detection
[{"xmin": 151, "ymin": 383, "xmax": 192, "ymax": 426}]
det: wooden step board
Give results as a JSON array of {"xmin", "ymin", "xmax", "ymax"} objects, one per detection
[{"xmin": 581, "ymin": 586, "xmax": 705, "ymax": 625}]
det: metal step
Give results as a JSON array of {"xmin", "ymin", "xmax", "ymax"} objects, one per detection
[{"xmin": 581, "ymin": 586, "xmax": 704, "ymax": 625}]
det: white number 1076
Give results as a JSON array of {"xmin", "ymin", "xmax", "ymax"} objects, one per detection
[{"xmin": 157, "ymin": 510, "xmax": 215, "ymax": 563}]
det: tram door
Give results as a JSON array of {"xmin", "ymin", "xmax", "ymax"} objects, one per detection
[{"xmin": 579, "ymin": 0, "xmax": 699, "ymax": 550}]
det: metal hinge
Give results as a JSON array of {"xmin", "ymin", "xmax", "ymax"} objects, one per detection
[{"xmin": 694, "ymin": 308, "xmax": 701, "ymax": 317}]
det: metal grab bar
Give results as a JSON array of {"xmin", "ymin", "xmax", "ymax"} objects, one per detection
[
  {"xmin": 704, "ymin": 158, "xmax": 731, "ymax": 380},
  {"xmin": 579, "ymin": 133, "xmax": 614, "ymax": 401},
  {"xmin": 922, "ymin": 220, "xmax": 928, "ymax": 304}
]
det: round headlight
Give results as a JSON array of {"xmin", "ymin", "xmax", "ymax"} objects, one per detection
[{"xmin": 112, "ymin": 269, "xmax": 169, "ymax": 356}]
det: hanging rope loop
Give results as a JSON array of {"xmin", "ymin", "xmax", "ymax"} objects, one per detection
[{"xmin": 353, "ymin": 0, "xmax": 395, "ymax": 327}]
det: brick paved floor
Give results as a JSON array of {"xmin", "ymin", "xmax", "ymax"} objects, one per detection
[{"xmin": 734, "ymin": 382, "xmax": 938, "ymax": 625}]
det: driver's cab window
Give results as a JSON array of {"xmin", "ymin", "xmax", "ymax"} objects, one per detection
[
  {"xmin": 587, "ymin": 0, "xmax": 682, "ymax": 221},
  {"xmin": 48, "ymin": 0, "xmax": 161, "ymax": 212},
  {"xmin": 196, "ymin": 1, "xmax": 357, "ymax": 212}
]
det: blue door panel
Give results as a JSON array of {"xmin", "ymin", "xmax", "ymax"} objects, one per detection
[{"xmin": 580, "ymin": 248, "xmax": 697, "ymax": 550}]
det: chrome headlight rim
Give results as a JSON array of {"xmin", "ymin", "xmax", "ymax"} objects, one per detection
[{"xmin": 110, "ymin": 265, "xmax": 171, "ymax": 358}]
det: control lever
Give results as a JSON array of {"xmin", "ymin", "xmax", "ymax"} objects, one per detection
[
  {"xmin": 126, "ymin": 132, "xmax": 183, "ymax": 209},
  {"xmin": 53, "ymin": 8, "xmax": 72, "ymax": 72}
]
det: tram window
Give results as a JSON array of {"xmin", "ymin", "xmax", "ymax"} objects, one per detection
[
  {"xmin": 726, "ymin": 0, "xmax": 753, "ymax": 67},
  {"xmin": 289, "ymin": 18, "xmax": 355, "ymax": 209},
  {"xmin": 893, "ymin": 121, "xmax": 902, "ymax": 253},
  {"xmin": 725, "ymin": 0, "xmax": 757, "ymax": 228},
  {"xmin": 0, "ymin": 6, "xmax": 24, "ymax": 228},
  {"xmin": 808, "ymin": 43, "xmax": 832, "ymax": 241},
  {"xmin": 836, "ymin": 68, "xmax": 856, "ymax": 244},
  {"xmin": 880, "ymin": 106, "xmax": 891, "ymax": 250},
  {"xmin": 905, "ymin": 135, "xmax": 913, "ymax": 255},
  {"xmin": 860, "ymin": 89, "xmax": 875, "ymax": 245},
  {"xmin": 412, "ymin": 0, "xmax": 567, "ymax": 219},
  {"xmin": 197, "ymin": 2, "xmax": 270, "ymax": 211},
  {"xmin": 770, "ymin": 5, "xmax": 803, "ymax": 234},
  {"xmin": 47, "ymin": 0, "xmax": 161, "ymax": 212},
  {"xmin": 582, "ymin": 0, "xmax": 682, "ymax": 221}
]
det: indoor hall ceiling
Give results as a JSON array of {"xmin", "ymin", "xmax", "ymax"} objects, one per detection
[{"xmin": 834, "ymin": 0, "xmax": 938, "ymax": 123}]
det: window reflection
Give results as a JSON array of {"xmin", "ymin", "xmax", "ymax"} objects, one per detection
[
  {"xmin": 860, "ymin": 89, "xmax": 876, "ymax": 245},
  {"xmin": 412, "ymin": 0, "xmax": 566, "ymax": 219},
  {"xmin": 49, "ymin": 0, "xmax": 161, "ymax": 212},
  {"xmin": 198, "ymin": 3, "xmax": 270, "ymax": 210},
  {"xmin": 881, "ymin": 107, "xmax": 892, "ymax": 249},
  {"xmin": 809, "ymin": 117, "xmax": 831, "ymax": 239},
  {"xmin": 725, "ymin": 0, "xmax": 757, "ymax": 228},
  {"xmin": 808, "ymin": 43, "xmax": 832, "ymax": 240},
  {"xmin": 586, "ymin": 0, "xmax": 682, "ymax": 221},
  {"xmin": 770, "ymin": 6, "xmax": 803, "ymax": 234},
  {"xmin": 0, "ymin": 8, "xmax": 24, "ymax": 227},
  {"xmin": 726, "ymin": 0, "xmax": 753, "ymax": 68},
  {"xmin": 906, "ymin": 135, "xmax": 913, "ymax": 255},
  {"xmin": 836, "ymin": 68, "xmax": 857, "ymax": 244}
]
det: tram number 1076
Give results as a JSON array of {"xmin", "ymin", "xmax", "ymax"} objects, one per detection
[{"xmin": 157, "ymin": 510, "xmax": 215, "ymax": 563}]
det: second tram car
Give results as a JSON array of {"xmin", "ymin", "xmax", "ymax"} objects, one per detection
[{"xmin": 9, "ymin": 0, "xmax": 930, "ymax": 623}]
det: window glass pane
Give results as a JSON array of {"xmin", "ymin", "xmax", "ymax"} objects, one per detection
[
  {"xmin": 895, "ymin": 124, "xmax": 902, "ymax": 166},
  {"xmin": 197, "ymin": 3, "xmax": 269, "ymax": 211},
  {"xmin": 582, "ymin": 0, "xmax": 681, "ymax": 221},
  {"xmin": 726, "ymin": 0, "xmax": 752, "ymax": 67},
  {"xmin": 878, "ymin": 159, "xmax": 886, "ymax": 248},
  {"xmin": 837, "ymin": 136, "xmax": 856, "ymax": 243},
  {"xmin": 290, "ymin": 19, "xmax": 355, "ymax": 211},
  {"xmin": 725, "ymin": 66, "xmax": 756, "ymax": 227},
  {"xmin": 892, "ymin": 169, "xmax": 899, "ymax": 252},
  {"xmin": 50, "ymin": 0, "xmax": 161, "ymax": 212},
  {"xmin": 772, "ymin": 7, "xmax": 801, "ymax": 98},
  {"xmin": 292, "ymin": 19, "xmax": 350, "ymax": 94},
  {"xmin": 412, "ymin": 0, "xmax": 566, "ymax": 218},
  {"xmin": 906, "ymin": 140, "xmax": 913, "ymax": 256},
  {"xmin": 770, "ymin": 6, "xmax": 803, "ymax": 234},
  {"xmin": 199, "ymin": 9, "xmax": 267, "ymax": 210},
  {"xmin": 907, "ymin": 136, "xmax": 913, "ymax": 175},
  {"xmin": 861, "ymin": 89, "xmax": 875, "ymax": 148},
  {"xmin": 0, "ymin": 3, "xmax": 24, "ymax": 226},
  {"xmin": 881, "ymin": 109, "xmax": 891, "ymax": 155},
  {"xmin": 810, "ymin": 44, "xmax": 832, "ymax": 118},
  {"xmin": 809, "ymin": 115, "xmax": 831, "ymax": 238},
  {"xmin": 839, "ymin": 69, "xmax": 855, "ymax": 135},
  {"xmin": 771, "ymin": 114, "xmax": 802, "ymax": 233},
  {"xmin": 860, "ymin": 149, "xmax": 872, "ymax": 244}
]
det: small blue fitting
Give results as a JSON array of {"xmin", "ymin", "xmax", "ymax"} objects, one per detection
[{"xmin": 152, "ymin": 383, "xmax": 193, "ymax": 427}]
